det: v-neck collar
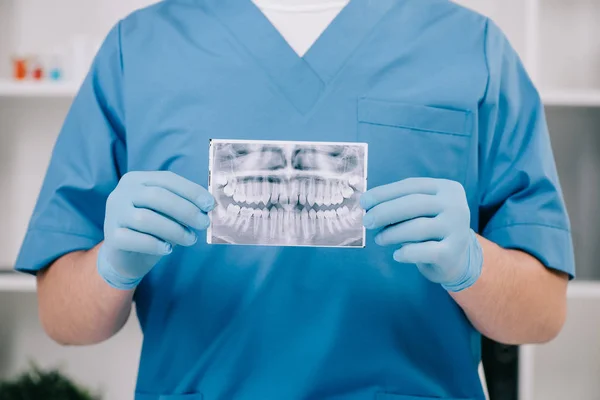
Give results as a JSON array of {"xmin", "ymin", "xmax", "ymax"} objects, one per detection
[{"xmin": 207, "ymin": 0, "xmax": 398, "ymax": 115}]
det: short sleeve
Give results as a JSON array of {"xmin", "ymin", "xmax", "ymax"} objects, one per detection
[
  {"xmin": 477, "ymin": 20, "xmax": 575, "ymax": 279},
  {"xmin": 14, "ymin": 23, "xmax": 126, "ymax": 274}
]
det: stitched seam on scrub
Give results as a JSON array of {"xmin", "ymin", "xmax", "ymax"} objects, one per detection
[
  {"xmin": 478, "ymin": 17, "xmax": 493, "ymax": 108},
  {"xmin": 359, "ymin": 120, "xmax": 472, "ymax": 137},
  {"xmin": 360, "ymin": 95, "xmax": 474, "ymax": 114},
  {"xmin": 27, "ymin": 226, "xmax": 102, "ymax": 241},
  {"xmin": 483, "ymin": 222, "xmax": 571, "ymax": 236},
  {"xmin": 298, "ymin": 0, "xmax": 406, "ymax": 119}
]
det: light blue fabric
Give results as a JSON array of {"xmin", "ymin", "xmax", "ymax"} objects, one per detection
[
  {"xmin": 15, "ymin": 0, "xmax": 575, "ymax": 399},
  {"xmin": 361, "ymin": 178, "xmax": 484, "ymax": 292}
]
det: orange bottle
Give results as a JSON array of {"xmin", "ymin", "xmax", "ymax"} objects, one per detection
[{"xmin": 13, "ymin": 58, "xmax": 28, "ymax": 80}]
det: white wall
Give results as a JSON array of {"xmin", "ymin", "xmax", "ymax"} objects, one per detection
[
  {"xmin": 539, "ymin": 0, "xmax": 600, "ymax": 91},
  {"xmin": 0, "ymin": 98, "xmax": 68, "ymax": 268}
]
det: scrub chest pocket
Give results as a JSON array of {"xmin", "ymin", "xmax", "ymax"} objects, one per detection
[
  {"xmin": 357, "ymin": 98, "xmax": 473, "ymax": 188},
  {"xmin": 375, "ymin": 395, "xmax": 473, "ymax": 400},
  {"xmin": 135, "ymin": 394, "xmax": 203, "ymax": 400}
]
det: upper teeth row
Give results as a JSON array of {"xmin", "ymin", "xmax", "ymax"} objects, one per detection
[{"xmin": 220, "ymin": 179, "xmax": 356, "ymax": 206}]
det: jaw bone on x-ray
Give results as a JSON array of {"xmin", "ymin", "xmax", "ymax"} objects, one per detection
[{"xmin": 207, "ymin": 139, "xmax": 368, "ymax": 248}]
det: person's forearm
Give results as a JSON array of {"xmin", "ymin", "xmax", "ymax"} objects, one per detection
[
  {"xmin": 37, "ymin": 244, "xmax": 134, "ymax": 346},
  {"xmin": 451, "ymin": 235, "xmax": 569, "ymax": 345}
]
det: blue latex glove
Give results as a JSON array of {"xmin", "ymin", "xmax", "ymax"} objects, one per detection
[
  {"xmin": 361, "ymin": 178, "xmax": 483, "ymax": 292},
  {"xmin": 98, "ymin": 171, "xmax": 215, "ymax": 290}
]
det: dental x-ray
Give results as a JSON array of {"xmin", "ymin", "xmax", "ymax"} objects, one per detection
[{"xmin": 207, "ymin": 139, "xmax": 368, "ymax": 248}]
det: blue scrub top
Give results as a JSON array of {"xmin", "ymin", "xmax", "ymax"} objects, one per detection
[{"xmin": 16, "ymin": 0, "xmax": 575, "ymax": 399}]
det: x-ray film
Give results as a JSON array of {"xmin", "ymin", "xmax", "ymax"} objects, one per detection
[{"xmin": 207, "ymin": 139, "xmax": 368, "ymax": 248}]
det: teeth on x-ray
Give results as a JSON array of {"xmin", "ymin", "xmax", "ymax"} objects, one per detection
[{"xmin": 207, "ymin": 140, "xmax": 368, "ymax": 248}]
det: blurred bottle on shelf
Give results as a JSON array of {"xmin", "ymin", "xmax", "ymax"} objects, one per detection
[
  {"xmin": 31, "ymin": 57, "xmax": 44, "ymax": 81},
  {"xmin": 46, "ymin": 52, "xmax": 64, "ymax": 81},
  {"xmin": 11, "ymin": 55, "xmax": 54, "ymax": 82},
  {"xmin": 12, "ymin": 57, "xmax": 28, "ymax": 80},
  {"xmin": 9, "ymin": 35, "xmax": 101, "ymax": 84}
]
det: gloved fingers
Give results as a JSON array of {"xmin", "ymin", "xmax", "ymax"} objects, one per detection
[
  {"xmin": 138, "ymin": 171, "xmax": 215, "ymax": 212},
  {"xmin": 392, "ymin": 241, "xmax": 443, "ymax": 265},
  {"xmin": 123, "ymin": 208, "xmax": 197, "ymax": 247},
  {"xmin": 363, "ymin": 194, "xmax": 441, "ymax": 230},
  {"xmin": 133, "ymin": 186, "xmax": 211, "ymax": 231},
  {"xmin": 374, "ymin": 217, "xmax": 443, "ymax": 246},
  {"xmin": 360, "ymin": 178, "xmax": 438, "ymax": 211},
  {"xmin": 112, "ymin": 227, "xmax": 172, "ymax": 255}
]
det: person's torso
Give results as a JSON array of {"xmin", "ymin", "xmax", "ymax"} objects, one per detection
[{"xmin": 124, "ymin": 0, "xmax": 488, "ymax": 399}]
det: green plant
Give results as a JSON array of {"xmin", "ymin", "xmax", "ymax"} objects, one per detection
[{"xmin": 0, "ymin": 364, "xmax": 100, "ymax": 400}]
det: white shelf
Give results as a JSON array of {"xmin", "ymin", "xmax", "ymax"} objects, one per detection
[
  {"xmin": 542, "ymin": 90, "xmax": 600, "ymax": 107},
  {"xmin": 0, "ymin": 273, "xmax": 37, "ymax": 292},
  {"xmin": 0, "ymin": 80, "xmax": 79, "ymax": 98},
  {"xmin": 567, "ymin": 281, "xmax": 600, "ymax": 299}
]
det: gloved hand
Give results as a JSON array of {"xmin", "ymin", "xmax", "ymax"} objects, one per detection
[
  {"xmin": 98, "ymin": 171, "xmax": 215, "ymax": 290},
  {"xmin": 360, "ymin": 177, "xmax": 483, "ymax": 292}
]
